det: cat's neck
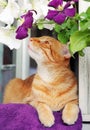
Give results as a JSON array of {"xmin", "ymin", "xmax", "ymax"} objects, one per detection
[{"xmin": 37, "ymin": 62, "xmax": 70, "ymax": 83}]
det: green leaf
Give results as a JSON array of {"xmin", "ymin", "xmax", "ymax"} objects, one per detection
[
  {"xmin": 37, "ymin": 22, "xmax": 44, "ymax": 30},
  {"xmin": 80, "ymin": 20, "xmax": 87, "ymax": 28},
  {"xmin": 78, "ymin": 50, "xmax": 85, "ymax": 56},
  {"xmin": 60, "ymin": 22, "xmax": 67, "ymax": 29},
  {"xmin": 79, "ymin": 7, "xmax": 90, "ymax": 21},
  {"xmin": 66, "ymin": 18, "xmax": 72, "ymax": 28},
  {"xmin": 69, "ymin": 29, "xmax": 90, "ymax": 55},
  {"xmin": 86, "ymin": 36, "xmax": 90, "ymax": 46},
  {"xmin": 86, "ymin": 7, "xmax": 90, "ymax": 19},
  {"xmin": 69, "ymin": 24, "xmax": 78, "ymax": 35},
  {"xmin": 79, "ymin": 12, "xmax": 88, "ymax": 20},
  {"xmin": 58, "ymin": 31, "xmax": 69, "ymax": 44},
  {"xmin": 84, "ymin": 0, "xmax": 90, "ymax": 2},
  {"xmin": 54, "ymin": 24, "xmax": 62, "ymax": 33},
  {"xmin": 80, "ymin": 21, "xmax": 90, "ymax": 30},
  {"xmin": 36, "ymin": 19, "xmax": 54, "ymax": 30},
  {"xmin": 86, "ymin": 7, "xmax": 90, "ymax": 15}
]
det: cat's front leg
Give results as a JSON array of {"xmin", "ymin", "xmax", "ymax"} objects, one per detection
[
  {"xmin": 62, "ymin": 102, "xmax": 79, "ymax": 125},
  {"xmin": 31, "ymin": 101, "xmax": 55, "ymax": 127}
]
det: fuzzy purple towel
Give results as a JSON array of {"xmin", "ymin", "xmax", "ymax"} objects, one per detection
[{"xmin": 0, "ymin": 104, "xmax": 82, "ymax": 130}]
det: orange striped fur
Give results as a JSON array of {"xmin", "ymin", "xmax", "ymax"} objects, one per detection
[{"xmin": 3, "ymin": 36, "xmax": 79, "ymax": 127}]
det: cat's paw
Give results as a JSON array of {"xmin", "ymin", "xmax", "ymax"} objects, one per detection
[
  {"xmin": 39, "ymin": 111, "xmax": 55, "ymax": 127},
  {"xmin": 35, "ymin": 102, "xmax": 55, "ymax": 127},
  {"xmin": 62, "ymin": 103, "xmax": 79, "ymax": 125}
]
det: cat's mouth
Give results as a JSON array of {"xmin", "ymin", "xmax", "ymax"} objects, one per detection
[{"xmin": 28, "ymin": 44, "xmax": 34, "ymax": 52}]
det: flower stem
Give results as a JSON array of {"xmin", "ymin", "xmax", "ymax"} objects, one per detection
[{"xmin": 36, "ymin": 20, "xmax": 54, "ymax": 25}]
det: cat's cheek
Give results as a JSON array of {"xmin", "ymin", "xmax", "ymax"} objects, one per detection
[
  {"xmin": 28, "ymin": 50, "xmax": 33, "ymax": 58},
  {"xmin": 28, "ymin": 51, "xmax": 36, "ymax": 61}
]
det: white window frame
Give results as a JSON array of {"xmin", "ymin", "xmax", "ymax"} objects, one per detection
[
  {"xmin": 16, "ymin": 0, "xmax": 30, "ymax": 79},
  {"xmin": 16, "ymin": 38, "xmax": 30, "ymax": 79},
  {"xmin": 79, "ymin": 0, "xmax": 90, "ymax": 122}
]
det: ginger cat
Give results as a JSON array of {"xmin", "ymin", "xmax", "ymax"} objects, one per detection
[{"xmin": 3, "ymin": 36, "xmax": 79, "ymax": 127}]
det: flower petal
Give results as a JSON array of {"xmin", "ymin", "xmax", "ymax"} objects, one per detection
[
  {"xmin": 65, "ymin": 8, "xmax": 76, "ymax": 17},
  {"xmin": 46, "ymin": 10, "xmax": 59, "ymax": 20},
  {"xmin": 64, "ymin": 2, "xmax": 71, "ymax": 9},
  {"xmin": 53, "ymin": 13, "xmax": 66, "ymax": 24},
  {"xmin": 8, "ymin": 0, "xmax": 20, "ymax": 18},
  {"xmin": 0, "ymin": 5, "xmax": 13, "ymax": 24},
  {"xmin": 16, "ymin": 26, "xmax": 28, "ymax": 40},
  {"xmin": 40, "ymin": 0, "xmax": 49, "ymax": 17},
  {"xmin": 30, "ymin": 0, "xmax": 49, "ymax": 21},
  {"xmin": 72, "ymin": 0, "xmax": 78, "ymax": 2},
  {"xmin": 21, "ymin": 11, "xmax": 33, "ymax": 28},
  {"xmin": 0, "ymin": 26, "xmax": 21, "ymax": 49},
  {"xmin": 23, "ymin": 17, "xmax": 33, "ymax": 28},
  {"xmin": 0, "ymin": 0, "xmax": 20, "ymax": 25},
  {"xmin": 48, "ymin": 0, "xmax": 63, "ymax": 8}
]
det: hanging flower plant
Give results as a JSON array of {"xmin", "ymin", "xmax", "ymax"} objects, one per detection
[{"xmin": 0, "ymin": 0, "xmax": 90, "ymax": 56}]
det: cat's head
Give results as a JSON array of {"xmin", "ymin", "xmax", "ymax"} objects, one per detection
[{"xmin": 28, "ymin": 36, "xmax": 71, "ymax": 67}]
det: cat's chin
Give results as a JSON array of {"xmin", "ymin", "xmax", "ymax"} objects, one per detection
[{"xmin": 28, "ymin": 45, "xmax": 39, "ymax": 62}]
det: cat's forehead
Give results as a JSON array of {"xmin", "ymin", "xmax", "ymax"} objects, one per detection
[
  {"xmin": 39, "ymin": 36, "xmax": 51, "ymax": 41},
  {"xmin": 39, "ymin": 36, "xmax": 59, "ymax": 44}
]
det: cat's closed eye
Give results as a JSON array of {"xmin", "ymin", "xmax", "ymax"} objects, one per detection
[{"xmin": 41, "ymin": 40, "xmax": 49, "ymax": 44}]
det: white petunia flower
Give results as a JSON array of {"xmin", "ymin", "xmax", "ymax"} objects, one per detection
[
  {"xmin": 30, "ymin": 0, "xmax": 49, "ymax": 22},
  {"xmin": 0, "ymin": 0, "xmax": 20, "ymax": 25},
  {"xmin": 39, "ymin": 0, "xmax": 50, "ymax": 16},
  {"xmin": 0, "ymin": 26, "xmax": 21, "ymax": 49},
  {"xmin": 19, "ymin": 0, "xmax": 32, "ymax": 15}
]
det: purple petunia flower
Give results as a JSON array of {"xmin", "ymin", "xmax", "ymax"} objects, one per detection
[
  {"xmin": 46, "ymin": 0, "xmax": 78, "ymax": 24},
  {"xmin": 21, "ymin": 11, "xmax": 33, "ymax": 28},
  {"xmin": 16, "ymin": 25, "xmax": 28, "ymax": 40},
  {"xmin": 16, "ymin": 10, "xmax": 34, "ymax": 40}
]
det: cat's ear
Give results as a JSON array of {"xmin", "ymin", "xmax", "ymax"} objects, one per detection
[{"xmin": 61, "ymin": 44, "xmax": 71, "ymax": 59}]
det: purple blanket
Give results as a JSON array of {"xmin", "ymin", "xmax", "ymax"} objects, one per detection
[{"xmin": 0, "ymin": 104, "xmax": 82, "ymax": 130}]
